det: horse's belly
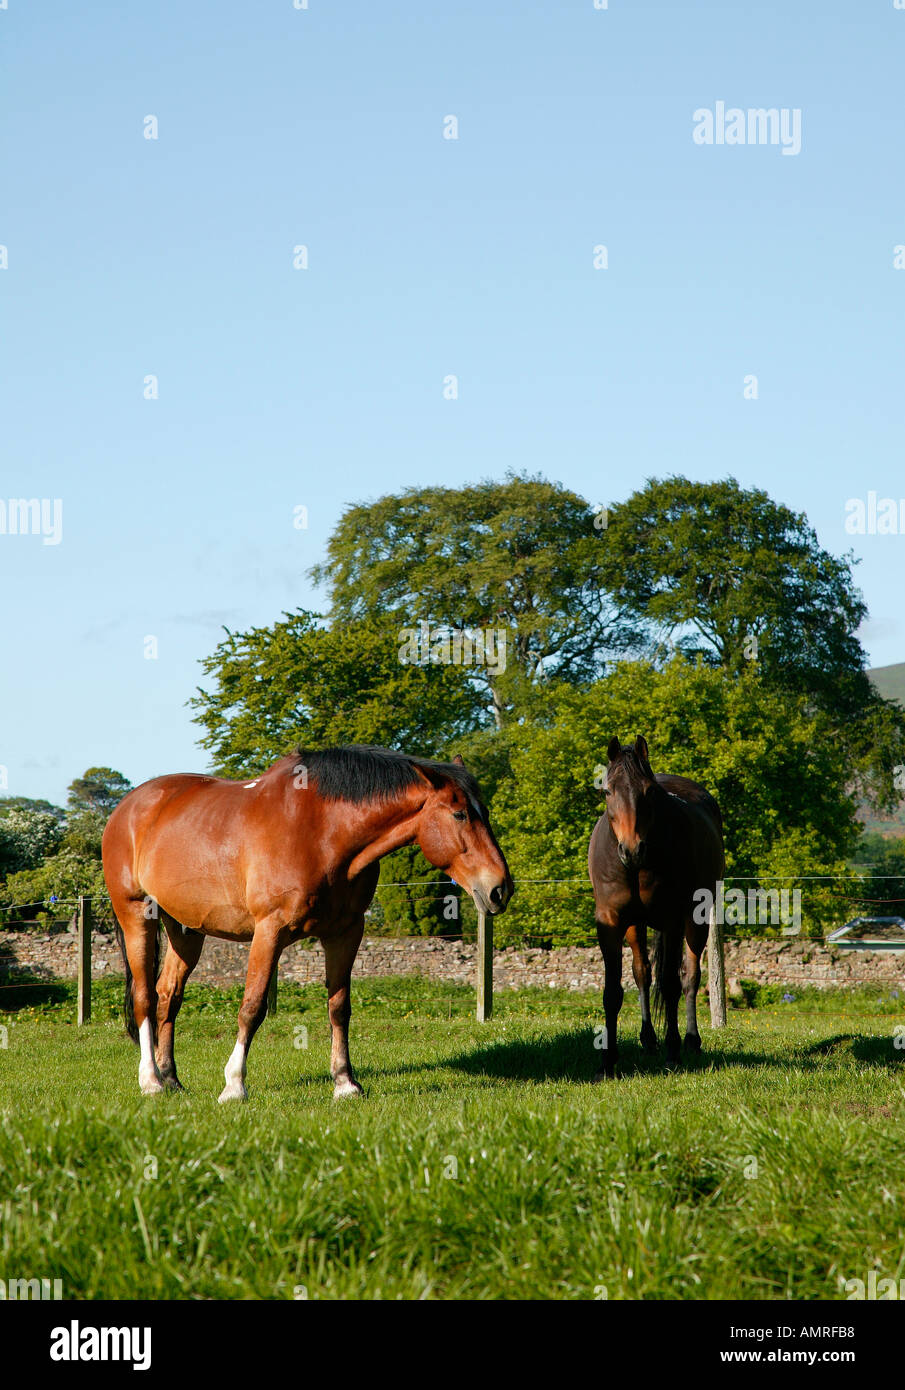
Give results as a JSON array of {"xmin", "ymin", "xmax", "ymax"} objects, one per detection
[
  {"xmin": 633, "ymin": 882, "xmax": 674, "ymax": 926},
  {"xmin": 189, "ymin": 905, "xmax": 255, "ymax": 940},
  {"xmin": 137, "ymin": 819, "xmax": 252, "ymax": 936},
  {"xmin": 143, "ymin": 876, "xmax": 254, "ymax": 939},
  {"xmin": 641, "ymin": 891, "xmax": 699, "ymax": 933}
]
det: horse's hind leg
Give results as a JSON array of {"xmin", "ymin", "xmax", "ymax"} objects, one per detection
[
  {"xmin": 682, "ymin": 915, "xmax": 707, "ymax": 1055},
  {"xmin": 323, "ymin": 918, "xmax": 365, "ymax": 1099},
  {"xmin": 626, "ymin": 924, "xmax": 656, "ymax": 1053},
  {"xmin": 112, "ymin": 894, "xmax": 165, "ymax": 1095},
  {"xmin": 155, "ymin": 916, "xmax": 204, "ymax": 1090}
]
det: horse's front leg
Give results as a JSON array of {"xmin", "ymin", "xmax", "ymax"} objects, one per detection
[
  {"xmin": 626, "ymin": 923, "xmax": 657, "ymax": 1053},
  {"xmin": 594, "ymin": 921, "xmax": 625, "ymax": 1081},
  {"xmin": 659, "ymin": 924, "xmax": 684, "ymax": 1065},
  {"xmin": 219, "ymin": 917, "xmax": 283, "ymax": 1103},
  {"xmin": 322, "ymin": 918, "xmax": 365, "ymax": 1099},
  {"xmin": 682, "ymin": 912, "xmax": 707, "ymax": 1055}
]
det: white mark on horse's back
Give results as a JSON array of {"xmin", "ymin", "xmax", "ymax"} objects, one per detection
[{"xmin": 243, "ymin": 782, "xmax": 258, "ymax": 789}]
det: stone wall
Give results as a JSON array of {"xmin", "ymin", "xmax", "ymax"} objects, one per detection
[{"xmin": 2, "ymin": 928, "xmax": 903, "ymax": 996}]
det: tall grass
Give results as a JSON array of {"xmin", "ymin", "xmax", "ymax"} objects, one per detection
[{"xmin": 1, "ymin": 977, "xmax": 903, "ymax": 1300}]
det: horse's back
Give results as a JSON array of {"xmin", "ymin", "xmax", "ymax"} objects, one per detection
[
  {"xmin": 656, "ymin": 773, "xmax": 721, "ymax": 821},
  {"xmin": 656, "ymin": 773, "xmax": 724, "ymax": 877},
  {"xmin": 102, "ymin": 772, "xmax": 247, "ymax": 907},
  {"xmin": 104, "ymin": 773, "xmax": 230, "ymax": 851}
]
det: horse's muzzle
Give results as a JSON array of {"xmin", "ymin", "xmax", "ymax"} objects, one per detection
[
  {"xmin": 618, "ymin": 841, "xmax": 646, "ymax": 870},
  {"xmin": 474, "ymin": 879, "xmax": 513, "ymax": 915}
]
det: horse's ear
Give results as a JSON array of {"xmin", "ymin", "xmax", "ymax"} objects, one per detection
[
  {"xmin": 411, "ymin": 762, "xmax": 448, "ymax": 791},
  {"xmin": 452, "ymin": 753, "xmax": 465, "ymax": 767},
  {"xmin": 634, "ymin": 735, "xmax": 650, "ymax": 767},
  {"xmin": 607, "ymin": 736, "xmax": 621, "ymax": 762}
]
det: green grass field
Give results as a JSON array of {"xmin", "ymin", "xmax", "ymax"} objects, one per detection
[{"xmin": 1, "ymin": 975, "xmax": 904, "ymax": 1301}]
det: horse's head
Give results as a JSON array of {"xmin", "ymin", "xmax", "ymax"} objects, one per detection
[
  {"xmin": 604, "ymin": 735, "xmax": 658, "ymax": 870},
  {"xmin": 413, "ymin": 755, "xmax": 514, "ymax": 916}
]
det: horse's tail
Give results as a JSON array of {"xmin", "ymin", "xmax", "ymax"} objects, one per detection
[
  {"xmin": 113, "ymin": 920, "xmax": 139, "ymax": 1043},
  {"xmin": 113, "ymin": 919, "xmax": 162, "ymax": 1044}
]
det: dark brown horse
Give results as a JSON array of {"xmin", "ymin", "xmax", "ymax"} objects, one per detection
[
  {"xmin": 588, "ymin": 735, "xmax": 724, "ymax": 1079},
  {"xmin": 103, "ymin": 746, "xmax": 512, "ymax": 1100}
]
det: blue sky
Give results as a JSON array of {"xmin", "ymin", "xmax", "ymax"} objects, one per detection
[{"xmin": 2, "ymin": 0, "xmax": 904, "ymax": 805}]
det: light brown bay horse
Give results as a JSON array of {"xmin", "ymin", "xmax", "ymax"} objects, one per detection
[
  {"xmin": 588, "ymin": 736, "xmax": 724, "ymax": 1079},
  {"xmin": 102, "ymin": 746, "xmax": 513, "ymax": 1101}
]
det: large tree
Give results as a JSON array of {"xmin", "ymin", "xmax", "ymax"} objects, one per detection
[
  {"xmin": 599, "ymin": 475, "xmax": 905, "ymax": 808},
  {"xmin": 67, "ymin": 768, "xmax": 132, "ymax": 817},
  {"xmin": 310, "ymin": 472, "xmax": 638, "ymax": 727},
  {"xmin": 599, "ymin": 477, "xmax": 864, "ymax": 680}
]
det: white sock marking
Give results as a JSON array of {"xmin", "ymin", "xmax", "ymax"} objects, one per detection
[
  {"xmin": 138, "ymin": 1018, "xmax": 162, "ymax": 1094},
  {"xmin": 218, "ymin": 1039, "xmax": 248, "ymax": 1102}
]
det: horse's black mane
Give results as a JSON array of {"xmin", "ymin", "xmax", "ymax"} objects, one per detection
[
  {"xmin": 293, "ymin": 744, "xmax": 484, "ymax": 808},
  {"xmin": 608, "ymin": 744, "xmax": 650, "ymax": 786}
]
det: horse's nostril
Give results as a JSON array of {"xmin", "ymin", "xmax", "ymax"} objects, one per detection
[{"xmin": 490, "ymin": 884, "xmax": 503, "ymax": 907}]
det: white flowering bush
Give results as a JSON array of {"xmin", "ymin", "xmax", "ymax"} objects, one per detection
[{"xmin": 0, "ymin": 809, "xmax": 64, "ymax": 878}]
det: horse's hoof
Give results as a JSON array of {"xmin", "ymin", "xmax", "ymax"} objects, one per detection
[
  {"xmin": 592, "ymin": 1068, "xmax": 616, "ymax": 1083},
  {"xmin": 333, "ymin": 1079, "xmax": 364, "ymax": 1099},
  {"xmin": 218, "ymin": 1083, "xmax": 248, "ymax": 1103},
  {"xmin": 640, "ymin": 1032, "xmax": 658, "ymax": 1054},
  {"xmin": 684, "ymin": 1034, "xmax": 702, "ymax": 1055},
  {"xmin": 160, "ymin": 1074, "xmax": 184, "ymax": 1092},
  {"xmin": 139, "ymin": 1069, "xmax": 164, "ymax": 1096}
]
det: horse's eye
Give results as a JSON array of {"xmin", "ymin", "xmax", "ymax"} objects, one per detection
[{"xmin": 453, "ymin": 810, "xmax": 467, "ymax": 822}]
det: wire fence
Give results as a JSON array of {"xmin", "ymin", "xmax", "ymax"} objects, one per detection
[
  {"xmin": 1, "ymin": 874, "xmax": 904, "ymax": 938},
  {"xmin": 1, "ymin": 872, "xmax": 904, "ymax": 1008},
  {"xmin": 4, "ymin": 876, "xmax": 905, "ymax": 912}
]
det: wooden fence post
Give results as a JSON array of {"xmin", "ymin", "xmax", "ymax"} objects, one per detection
[
  {"xmin": 77, "ymin": 895, "xmax": 92, "ymax": 1025},
  {"xmin": 266, "ymin": 963, "xmax": 278, "ymax": 1016},
  {"xmin": 708, "ymin": 900, "xmax": 727, "ymax": 1028},
  {"xmin": 476, "ymin": 910, "xmax": 492, "ymax": 1022}
]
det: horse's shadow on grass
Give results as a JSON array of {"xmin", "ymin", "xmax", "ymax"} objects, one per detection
[
  {"xmin": 0, "ymin": 962, "xmax": 69, "ymax": 1012},
  {"xmin": 801, "ymin": 1033, "xmax": 902, "ymax": 1068},
  {"xmin": 423, "ymin": 1028, "xmax": 904, "ymax": 1086}
]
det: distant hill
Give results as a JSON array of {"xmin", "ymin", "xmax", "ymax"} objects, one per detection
[
  {"xmin": 862, "ymin": 664, "xmax": 905, "ymax": 838},
  {"xmin": 868, "ymin": 662, "xmax": 905, "ymax": 708}
]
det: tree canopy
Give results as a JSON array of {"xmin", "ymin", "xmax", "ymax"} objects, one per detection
[
  {"xmin": 67, "ymin": 768, "xmax": 132, "ymax": 817},
  {"xmin": 598, "ymin": 475, "xmax": 869, "ymax": 705},
  {"xmin": 310, "ymin": 472, "xmax": 637, "ymax": 726},
  {"xmin": 598, "ymin": 475, "xmax": 905, "ymax": 810}
]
